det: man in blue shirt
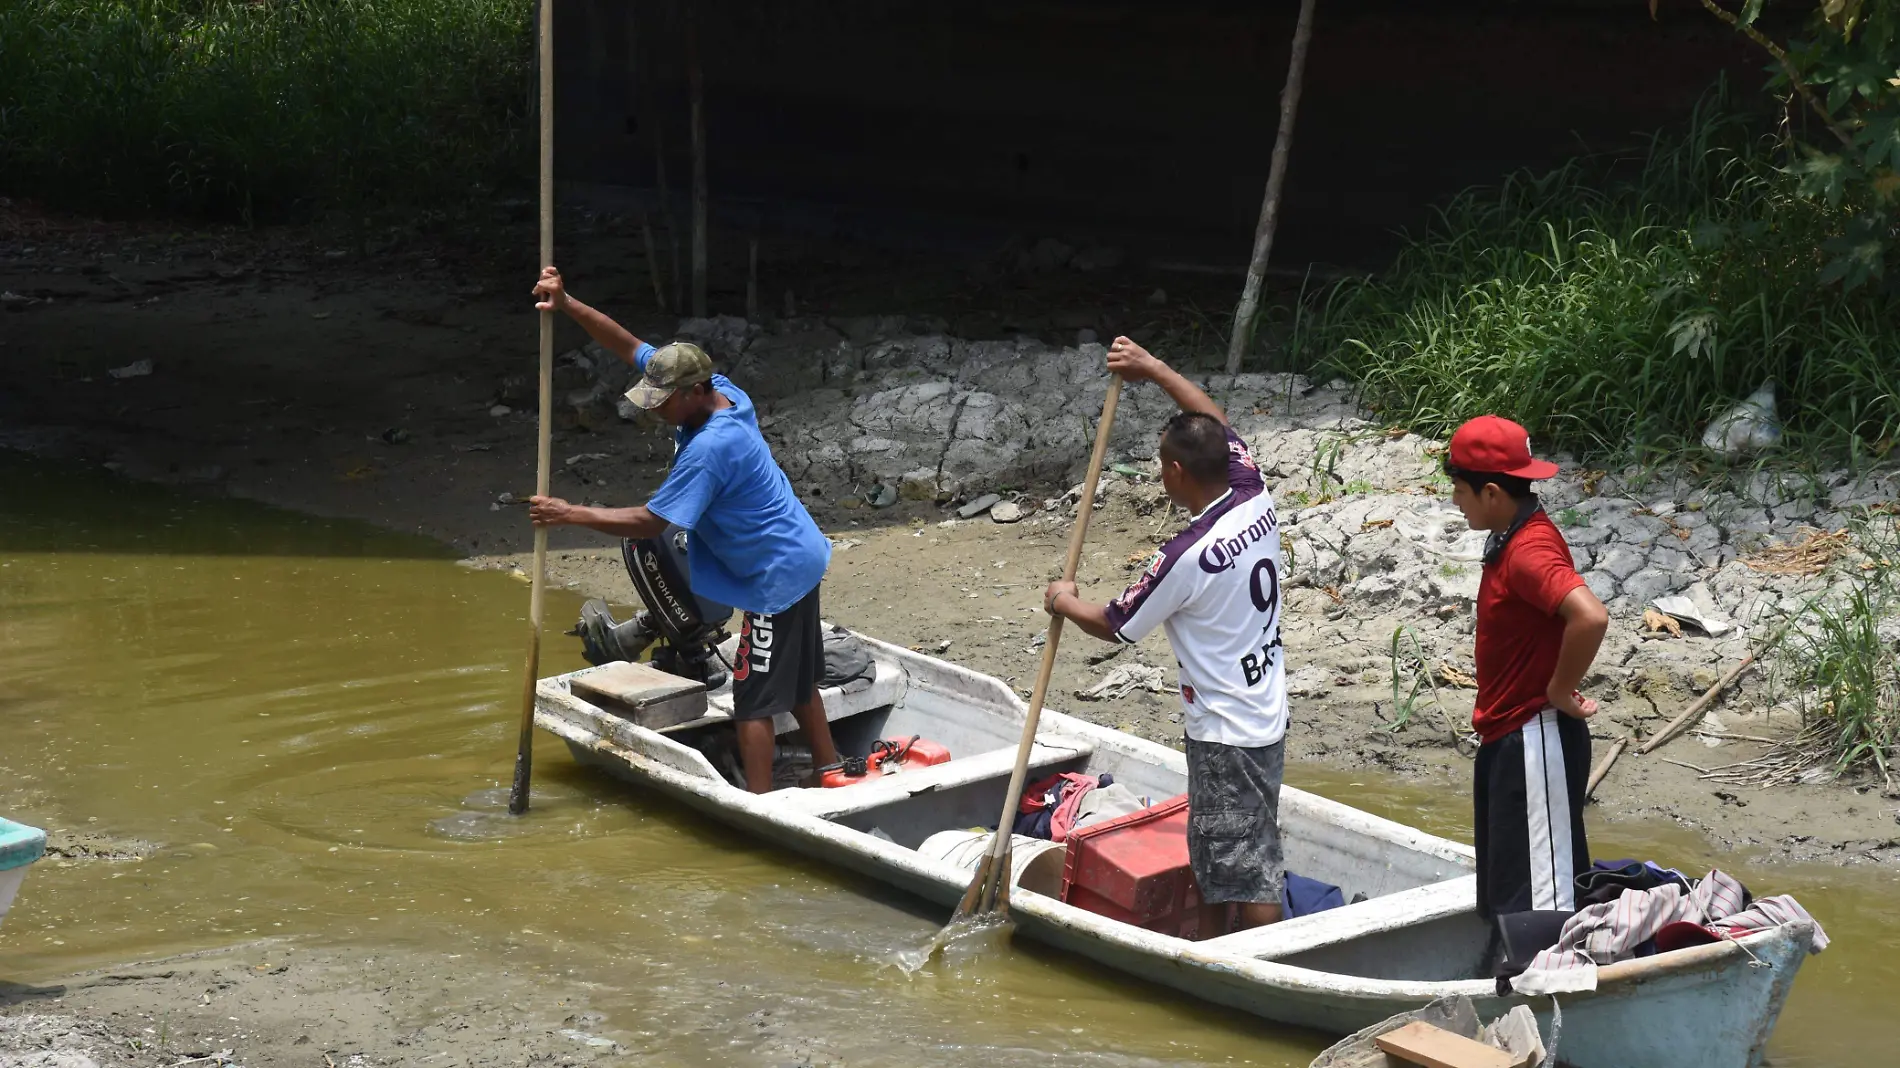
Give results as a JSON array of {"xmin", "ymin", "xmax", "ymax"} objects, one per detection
[{"xmin": 526, "ymin": 267, "xmax": 839, "ymax": 792}]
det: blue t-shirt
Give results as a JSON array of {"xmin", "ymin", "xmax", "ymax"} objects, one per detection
[{"xmin": 636, "ymin": 344, "xmax": 830, "ymax": 615}]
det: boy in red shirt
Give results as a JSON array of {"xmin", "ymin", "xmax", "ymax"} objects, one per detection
[{"xmin": 1444, "ymin": 416, "xmax": 1609, "ymax": 920}]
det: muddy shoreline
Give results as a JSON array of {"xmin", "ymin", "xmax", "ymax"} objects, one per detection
[
  {"xmin": 2, "ymin": 942, "xmax": 622, "ymax": 1068},
  {"xmin": 3, "ymin": 205, "xmax": 1894, "ymax": 1066},
  {"xmin": 4, "ymin": 206, "xmax": 1892, "ymax": 865}
]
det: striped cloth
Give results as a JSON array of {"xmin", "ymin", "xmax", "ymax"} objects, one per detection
[{"xmin": 1512, "ymin": 870, "xmax": 1828, "ymax": 995}]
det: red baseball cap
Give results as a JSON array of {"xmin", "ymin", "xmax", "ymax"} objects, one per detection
[{"xmin": 1448, "ymin": 415, "xmax": 1559, "ymax": 480}]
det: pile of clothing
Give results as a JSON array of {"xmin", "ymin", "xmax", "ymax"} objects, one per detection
[
  {"xmin": 1574, "ymin": 858, "xmax": 1692, "ymax": 906},
  {"xmin": 1506, "ymin": 861, "xmax": 1829, "ymax": 995},
  {"xmin": 1012, "ymin": 772, "xmax": 1152, "ymax": 842}
]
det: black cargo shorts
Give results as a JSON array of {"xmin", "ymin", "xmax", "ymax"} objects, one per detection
[
  {"xmin": 731, "ymin": 583, "xmax": 823, "ymax": 721},
  {"xmin": 1185, "ymin": 735, "xmax": 1286, "ymax": 905}
]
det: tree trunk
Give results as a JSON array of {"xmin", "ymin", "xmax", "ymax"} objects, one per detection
[
  {"xmin": 745, "ymin": 237, "xmax": 759, "ymax": 321},
  {"xmin": 641, "ymin": 210, "xmax": 666, "ymax": 312},
  {"xmin": 627, "ymin": 8, "xmax": 666, "ymax": 312},
  {"xmin": 641, "ymin": 9, "xmax": 680, "ymax": 313},
  {"xmin": 1225, "ymin": 0, "xmax": 1318, "ymax": 375},
  {"xmin": 687, "ymin": 1, "xmax": 708, "ymax": 319}
]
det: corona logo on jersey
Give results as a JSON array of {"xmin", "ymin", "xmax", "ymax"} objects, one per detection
[{"xmin": 1197, "ymin": 509, "xmax": 1277, "ymax": 574}]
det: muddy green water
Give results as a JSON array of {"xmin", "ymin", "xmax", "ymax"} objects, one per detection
[{"xmin": 2, "ymin": 454, "xmax": 1893, "ymax": 1067}]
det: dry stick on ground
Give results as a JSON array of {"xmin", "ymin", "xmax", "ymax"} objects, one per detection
[
  {"xmin": 1639, "ymin": 653, "xmax": 1761, "ymax": 755},
  {"xmin": 1692, "ymin": 730, "xmax": 1784, "ymax": 745},
  {"xmin": 1585, "ymin": 735, "xmax": 1631, "ymax": 800},
  {"xmin": 686, "ymin": 0, "xmax": 708, "ymax": 318},
  {"xmin": 1698, "ymin": 757, "xmax": 1779, "ymax": 774},
  {"xmin": 509, "ymin": 0, "xmax": 556, "ymax": 817},
  {"xmin": 1149, "ymin": 501, "xmax": 1177, "ymax": 539},
  {"xmin": 1224, "ymin": 0, "xmax": 1317, "ymax": 374},
  {"xmin": 1588, "ymin": 646, "xmax": 1766, "ymax": 796}
]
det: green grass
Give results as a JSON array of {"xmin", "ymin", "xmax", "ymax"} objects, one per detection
[
  {"xmin": 1774, "ymin": 512, "xmax": 1900, "ymax": 782},
  {"xmin": 1383, "ymin": 625, "xmax": 1469, "ymax": 746},
  {"xmin": 1383, "ymin": 625, "xmax": 1435, "ymax": 734},
  {"xmin": 0, "ymin": 0, "xmax": 533, "ymax": 223},
  {"xmin": 1294, "ymin": 90, "xmax": 1900, "ymax": 466}
]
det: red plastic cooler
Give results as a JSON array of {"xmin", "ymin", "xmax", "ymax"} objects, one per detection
[{"xmin": 1058, "ymin": 793, "xmax": 1230, "ymax": 941}]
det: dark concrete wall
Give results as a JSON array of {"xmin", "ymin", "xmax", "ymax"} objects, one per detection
[{"xmin": 552, "ymin": 1, "xmax": 1762, "ymax": 265}]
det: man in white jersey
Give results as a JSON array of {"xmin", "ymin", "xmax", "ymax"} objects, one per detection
[{"xmin": 1045, "ymin": 337, "xmax": 1289, "ymax": 929}]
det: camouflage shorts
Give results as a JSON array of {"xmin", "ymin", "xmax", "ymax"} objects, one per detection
[{"xmin": 1185, "ymin": 735, "xmax": 1286, "ymax": 905}]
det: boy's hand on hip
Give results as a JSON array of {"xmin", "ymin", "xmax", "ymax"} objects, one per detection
[{"xmin": 1550, "ymin": 688, "xmax": 1598, "ymax": 719}]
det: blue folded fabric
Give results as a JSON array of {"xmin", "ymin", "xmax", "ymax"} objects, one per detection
[{"xmin": 1283, "ymin": 872, "xmax": 1345, "ymax": 917}]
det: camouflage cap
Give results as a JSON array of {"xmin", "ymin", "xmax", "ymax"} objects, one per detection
[{"xmin": 623, "ymin": 342, "xmax": 714, "ymax": 410}]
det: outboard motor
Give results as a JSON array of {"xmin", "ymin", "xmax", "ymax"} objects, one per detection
[{"xmin": 572, "ymin": 524, "xmax": 733, "ymax": 688}]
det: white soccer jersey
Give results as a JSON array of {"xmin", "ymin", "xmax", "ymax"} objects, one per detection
[{"xmin": 1103, "ymin": 427, "xmax": 1288, "ymax": 747}]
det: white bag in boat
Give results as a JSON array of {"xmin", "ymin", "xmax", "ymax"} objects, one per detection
[
  {"xmin": 1701, "ymin": 380, "xmax": 1782, "ymax": 456},
  {"xmin": 1478, "ymin": 1004, "xmax": 1547, "ymax": 1066}
]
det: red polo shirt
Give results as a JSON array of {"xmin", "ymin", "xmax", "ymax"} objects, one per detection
[{"xmin": 1473, "ymin": 511, "xmax": 1588, "ymax": 744}]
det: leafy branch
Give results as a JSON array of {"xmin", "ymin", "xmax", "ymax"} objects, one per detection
[
  {"xmin": 1682, "ymin": 0, "xmax": 1859, "ymax": 148},
  {"xmin": 1662, "ymin": 0, "xmax": 1900, "ymax": 289}
]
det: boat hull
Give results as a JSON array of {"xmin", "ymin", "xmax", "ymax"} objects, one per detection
[
  {"xmin": 540, "ymin": 642, "xmax": 1812, "ymax": 1068},
  {"xmin": 0, "ymin": 816, "xmax": 47, "ymax": 931}
]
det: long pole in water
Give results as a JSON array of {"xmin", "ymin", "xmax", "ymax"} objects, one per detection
[
  {"xmin": 510, "ymin": 0, "xmax": 556, "ymax": 817},
  {"xmin": 951, "ymin": 376, "xmax": 1122, "ymax": 924}
]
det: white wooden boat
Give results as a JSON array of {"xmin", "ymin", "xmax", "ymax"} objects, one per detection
[{"xmin": 534, "ymin": 632, "xmax": 1816, "ymax": 1068}]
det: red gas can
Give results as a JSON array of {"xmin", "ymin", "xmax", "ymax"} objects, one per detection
[
  {"xmin": 818, "ymin": 736, "xmax": 951, "ymax": 788},
  {"xmin": 1059, "ymin": 793, "xmax": 1230, "ymax": 941}
]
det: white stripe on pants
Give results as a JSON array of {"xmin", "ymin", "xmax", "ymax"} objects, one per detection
[{"xmin": 1520, "ymin": 710, "xmax": 1576, "ymax": 911}]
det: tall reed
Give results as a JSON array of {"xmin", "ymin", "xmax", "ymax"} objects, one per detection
[{"xmin": 1774, "ymin": 513, "xmax": 1900, "ymax": 780}]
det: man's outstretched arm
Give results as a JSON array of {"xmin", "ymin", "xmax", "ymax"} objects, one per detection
[
  {"xmin": 533, "ymin": 267, "xmax": 647, "ymax": 366},
  {"xmin": 1043, "ymin": 580, "xmax": 1120, "ymax": 643},
  {"xmin": 528, "ymin": 497, "xmax": 669, "ymax": 540},
  {"xmin": 1107, "ymin": 337, "xmax": 1226, "ymax": 425}
]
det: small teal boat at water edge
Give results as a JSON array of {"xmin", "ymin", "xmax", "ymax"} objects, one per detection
[{"xmin": 0, "ymin": 816, "xmax": 48, "ymax": 929}]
